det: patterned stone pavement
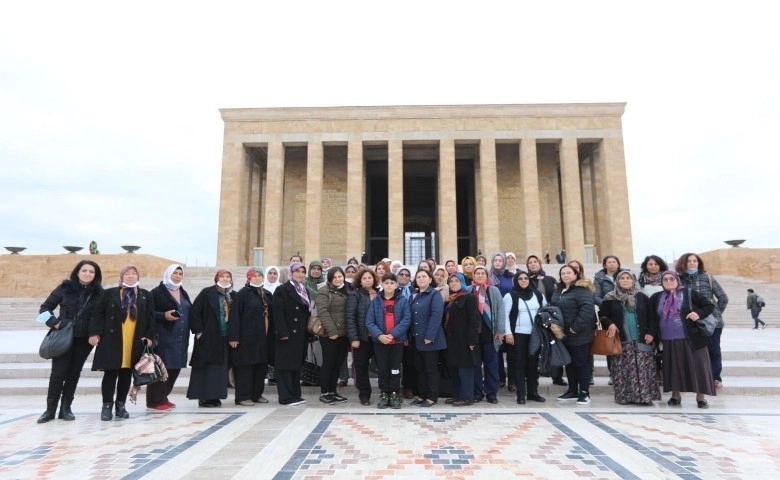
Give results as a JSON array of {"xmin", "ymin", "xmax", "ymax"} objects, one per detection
[{"xmin": 1, "ymin": 392, "xmax": 779, "ymax": 480}]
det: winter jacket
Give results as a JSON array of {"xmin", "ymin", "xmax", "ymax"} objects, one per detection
[
  {"xmin": 89, "ymin": 287, "xmax": 156, "ymax": 370},
  {"xmin": 649, "ymin": 288, "xmax": 715, "ymax": 350},
  {"xmin": 345, "ymin": 287, "xmax": 377, "ymax": 342},
  {"xmin": 365, "ymin": 291, "xmax": 411, "ymax": 343},
  {"xmin": 680, "ymin": 272, "xmax": 728, "ymax": 328},
  {"xmin": 40, "ymin": 280, "xmax": 102, "ymax": 338},
  {"xmin": 150, "ymin": 282, "xmax": 192, "ymax": 369},
  {"xmin": 314, "ymin": 283, "xmax": 349, "ymax": 337},
  {"xmin": 551, "ymin": 279, "xmax": 597, "ymax": 347},
  {"xmin": 228, "ymin": 286, "xmax": 271, "ymax": 366},
  {"xmin": 410, "ymin": 286, "xmax": 446, "ymax": 351}
]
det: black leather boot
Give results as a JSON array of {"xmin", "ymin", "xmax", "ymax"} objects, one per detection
[
  {"xmin": 58, "ymin": 397, "xmax": 76, "ymax": 421},
  {"xmin": 527, "ymin": 391, "xmax": 547, "ymax": 402},
  {"xmin": 37, "ymin": 398, "xmax": 58, "ymax": 424},
  {"xmin": 115, "ymin": 401, "xmax": 129, "ymax": 419},
  {"xmin": 101, "ymin": 402, "xmax": 113, "ymax": 421}
]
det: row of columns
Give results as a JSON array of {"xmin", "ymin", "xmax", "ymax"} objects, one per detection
[{"xmin": 221, "ymin": 137, "xmax": 618, "ymax": 266}]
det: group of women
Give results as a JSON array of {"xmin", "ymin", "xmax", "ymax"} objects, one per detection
[{"xmin": 35, "ymin": 250, "xmax": 729, "ymax": 422}]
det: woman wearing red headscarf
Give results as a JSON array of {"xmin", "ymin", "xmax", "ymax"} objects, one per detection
[{"xmin": 187, "ymin": 269, "xmax": 235, "ymax": 408}]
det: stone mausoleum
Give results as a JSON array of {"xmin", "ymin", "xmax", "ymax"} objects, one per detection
[{"xmin": 216, "ymin": 104, "xmax": 634, "ymax": 267}]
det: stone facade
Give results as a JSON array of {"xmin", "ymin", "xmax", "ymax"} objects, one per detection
[{"xmin": 217, "ymin": 104, "xmax": 635, "ymax": 267}]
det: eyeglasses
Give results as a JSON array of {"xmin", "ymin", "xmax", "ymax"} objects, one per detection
[
  {"xmin": 662, "ymin": 277, "xmax": 677, "ymax": 283},
  {"xmin": 398, "ymin": 272, "xmax": 409, "ymax": 276}
]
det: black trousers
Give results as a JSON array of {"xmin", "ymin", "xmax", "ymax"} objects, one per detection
[
  {"xmin": 512, "ymin": 333, "xmax": 539, "ymax": 397},
  {"xmin": 47, "ymin": 336, "xmax": 93, "ymax": 403},
  {"xmin": 146, "ymin": 368, "xmax": 181, "ymax": 407},
  {"xmin": 101, "ymin": 368, "xmax": 132, "ymax": 404},
  {"xmin": 319, "ymin": 337, "xmax": 349, "ymax": 394},
  {"xmin": 401, "ymin": 344, "xmax": 418, "ymax": 394},
  {"xmin": 234, "ymin": 363, "xmax": 268, "ymax": 402},
  {"xmin": 374, "ymin": 342, "xmax": 404, "ymax": 394},
  {"xmin": 414, "ymin": 349, "xmax": 440, "ymax": 402},
  {"xmin": 275, "ymin": 369, "xmax": 302, "ymax": 404},
  {"xmin": 351, "ymin": 340, "xmax": 375, "ymax": 400},
  {"xmin": 565, "ymin": 342, "xmax": 593, "ymax": 395}
]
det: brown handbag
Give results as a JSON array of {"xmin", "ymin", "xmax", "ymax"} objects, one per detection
[
  {"xmin": 590, "ymin": 318, "xmax": 623, "ymax": 356},
  {"xmin": 306, "ymin": 306, "xmax": 326, "ymax": 336}
]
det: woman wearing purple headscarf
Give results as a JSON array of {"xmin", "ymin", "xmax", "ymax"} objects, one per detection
[
  {"xmin": 649, "ymin": 270, "xmax": 716, "ymax": 408},
  {"xmin": 272, "ymin": 262, "xmax": 312, "ymax": 405}
]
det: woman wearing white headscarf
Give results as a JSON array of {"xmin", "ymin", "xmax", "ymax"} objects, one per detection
[
  {"xmin": 263, "ymin": 266, "xmax": 282, "ymax": 295},
  {"xmin": 148, "ymin": 265, "xmax": 192, "ymax": 411}
]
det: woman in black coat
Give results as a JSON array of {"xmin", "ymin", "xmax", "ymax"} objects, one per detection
[
  {"xmin": 228, "ymin": 268, "xmax": 272, "ymax": 406},
  {"xmin": 442, "ymin": 274, "xmax": 480, "ymax": 406},
  {"xmin": 37, "ymin": 260, "xmax": 103, "ymax": 423},
  {"xmin": 272, "ymin": 262, "xmax": 312, "ymax": 406},
  {"xmin": 551, "ymin": 264, "xmax": 596, "ymax": 405},
  {"xmin": 89, "ymin": 265, "xmax": 155, "ymax": 421},
  {"xmin": 147, "ymin": 264, "xmax": 192, "ymax": 411},
  {"xmin": 187, "ymin": 269, "xmax": 235, "ymax": 407}
]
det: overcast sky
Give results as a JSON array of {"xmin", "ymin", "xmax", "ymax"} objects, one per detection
[{"xmin": 1, "ymin": 1, "xmax": 777, "ymax": 267}]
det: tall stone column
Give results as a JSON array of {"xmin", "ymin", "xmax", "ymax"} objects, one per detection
[
  {"xmin": 598, "ymin": 136, "xmax": 633, "ymax": 261},
  {"xmin": 438, "ymin": 138, "xmax": 457, "ymax": 264},
  {"xmin": 559, "ymin": 137, "xmax": 585, "ymax": 263},
  {"xmin": 520, "ymin": 139, "xmax": 542, "ymax": 256},
  {"xmin": 388, "ymin": 140, "xmax": 404, "ymax": 261},
  {"xmin": 247, "ymin": 155, "xmax": 262, "ymax": 254},
  {"xmin": 217, "ymin": 141, "xmax": 249, "ymax": 265},
  {"xmin": 478, "ymin": 138, "xmax": 500, "ymax": 256},
  {"xmin": 262, "ymin": 142, "xmax": 285, "ymax": 266},
  {"xmin": 305, "ymin": 139, "xmax": 324, "ymax": 263},
  {"xmin": 346, "ymin": 140, "xmax": 365, "ymax": 262}
]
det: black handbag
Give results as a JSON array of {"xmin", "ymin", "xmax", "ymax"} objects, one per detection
[
  {"xmin": 301, "ymin": 343, "xmax": 321, "ymax": 386},
  {"xmin": 39, "ymin": 321, "xmax": 74, "ymax": 359}
]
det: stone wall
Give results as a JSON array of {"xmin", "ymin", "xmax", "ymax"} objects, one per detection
[
  {"xmin": 0, "ymin": 254, "xmax": 183, "ymax": 298},
  {"xmin": 700, "ymin": 248, "xmax": 780, "ymax": 284}
]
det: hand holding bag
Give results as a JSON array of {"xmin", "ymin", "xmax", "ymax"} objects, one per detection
[
  {"xmin": 687, "ymin": 287, "xmax": 717, "ymax": 337},
  {"xmin": 590, "ymin": 318, "xmax": 623, "ymax": 356},
  {"xmin": 132, "ymin": 344, "xmax": 169, "ymax": 386}
]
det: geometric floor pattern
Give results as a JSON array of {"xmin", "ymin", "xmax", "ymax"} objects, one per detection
[
  {"xmin": 273, "ymin": 412, "xmax": 780, "ymax": 480},
  {"xmin": 2, "ymin": 409, "xmax": 779, "ymax": 479}
]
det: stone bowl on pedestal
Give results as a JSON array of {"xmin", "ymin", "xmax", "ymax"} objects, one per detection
[
  {"xmin": 4, "ymin": 247, "xmax": 26, "ymax": 254},
  {"xmin": 63, "ymin": 246, "xmax": 83, "ymax": 254},
  {"xmin": 724, "ymin": 240, "xmax": 746, "ymax": 248},
  {"xmin": 121, "ymin": 245, "xmax": 141, "ymax": 254}
]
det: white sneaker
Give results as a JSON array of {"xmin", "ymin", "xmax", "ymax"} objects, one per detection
[
  {"xmin": 288, "ymin": 399, "xmax": 306, "ymax": 406},
  {"xmin": 576, "ymin": 392, "xmax": 591, "ymax": 405}
]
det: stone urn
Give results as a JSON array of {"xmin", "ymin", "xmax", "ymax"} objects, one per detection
[
  {"xmin": 121, "ymin": 245, "xmax": 141, "ymax": 254},
  {"xmin": 4, "ymin": 247, "xmax": 26, "ymax": 254},
  {"xmin": 63, "ymin": 246, "xmax": 83, "ymax": 254},
  {"xmin": 724, "ymin": 240, "xmax": 745, "ymax": 248}
]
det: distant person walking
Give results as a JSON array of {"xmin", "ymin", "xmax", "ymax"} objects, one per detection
[{"xmin": 746, "ymin": 289, "xmax": 767, "ymax": 329}]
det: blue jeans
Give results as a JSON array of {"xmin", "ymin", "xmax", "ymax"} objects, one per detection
[
  {"xmin": 751, "ymin": 307, "xmax": 765, "ymax": 328},
  {"xmin": 473, "ymin": 340, "xmax": 500, "ymax": 399},
  {"xmin": 708, "ymin": 327, "xmax": 723, "ymax": 382}
]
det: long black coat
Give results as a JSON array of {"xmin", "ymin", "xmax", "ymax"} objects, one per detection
[
  {"xmin": 229, "ymin": 285, "xmax": 271, "ymax": 366},
  {"xmin": 444, "ymin": 294, "xmax": 481, "ymax": 368},
  {"xmin": 89, "ymin": 287, "xmax": 155, "ymax": 370},
  {"xmin": 272, "ymin": 282, "xmax": 311, "ymax": 370},
  {"xmin": 150, "ymin": 282, "xmax": 192, "ymax": 369},
  {"xmin": 189, "ymin": 286, "xmax": 235, "ymax": 368}
]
